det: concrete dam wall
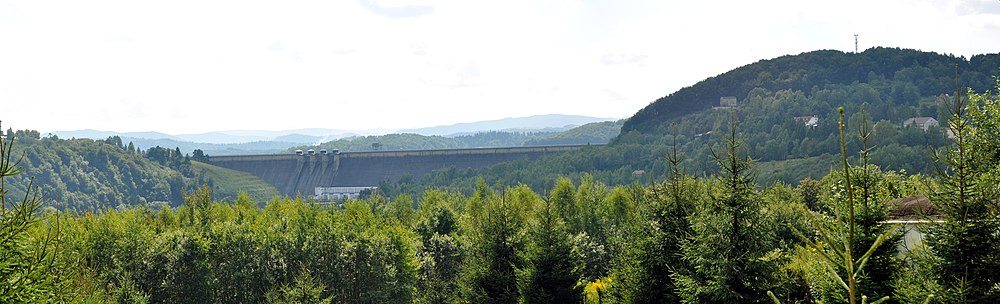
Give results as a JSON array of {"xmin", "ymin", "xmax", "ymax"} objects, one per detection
[{"xmin": 208, "ymin": 145, "xmax": 594, "ymax": 196}]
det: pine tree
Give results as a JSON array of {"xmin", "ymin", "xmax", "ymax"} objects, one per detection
[
  {"xmin": 416, "ymin": 203, "xmax": 463, "ymax": 304},
  {"xmin": 266, "ymin": 269, "xmax": 332, "ymax": 304},
  {"xmin": 549, "ymin": 177, "xmax": 578, "ymax": 231},
  {"xmin": 460, "ymin": 184, "xmax": 529, "ymax": 304},
  {"xmin": 613, "ymin": 123, "xmax": 695, "ymax": 303},
  {"xmin": 846, "ymin": 113, "xmax": 901, "ymax": 302},
  {"xmin": 0, "ymin": 122, "xmax": 60, "ymax": 302},
  {"xmin": 778, "ymin": 108, "xmax": 896, "ymax": 304},
  {"xmin": 676, "ymin": 118, "xmax": 779, "ymax": 303},
  {"xmin": 518, "ymin": 196, "xmax": 581, "ymax": 304},
  {"xmin": 923, "ymin": 77, "xmax": 1000, "ymax": 302},
  {"xmin": 799, "ymin": 110, "xmax": 901, "ymax": 303}
]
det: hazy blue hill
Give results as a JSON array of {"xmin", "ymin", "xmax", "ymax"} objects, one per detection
[
  {"xmin": 300, "ymin": 133, "xmax": 466, "ymax": 152},
  {"xmin": 401, "ymin": 114, "xmax": 616, "ymax": 136},
  {"xmin": 53, "ymin": 129, "xmax": 182, "ymax": 141},
  {"xmin": 49, "ymin": 115, "xmax": 615, "ymax": 156},
  {"xmin": 272, "ymin": 133, "xmax": 323, "ymax": 144},
  {"xmin": 298, "ymin": 121, "xmax": 620, "ymax": 152},
  {"xmin": 623, "ymin": 48, "xmax": 1000, "ymax": 134},
  {"xmin": 124, "ymin": 137, "xmax": 298, "ymax": 156},
  {"xmin": 215, "ymin": 128, "xmax": 378, "ymax": 139},
  {"xmin": 174, "ymin": 132, "xmax": 271, "ymax": 144}
]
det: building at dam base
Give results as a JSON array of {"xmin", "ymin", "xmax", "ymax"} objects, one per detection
[
  {"xmin": 314, "ymin": 186, "xmax": 377, "ymax": 201},
  {"xmin": 207, "ymin": 145, "xmax": 596, "ymax": 199}
]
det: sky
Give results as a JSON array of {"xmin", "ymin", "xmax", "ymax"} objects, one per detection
[{"xmin": 1, "ymin": 0, "xmax": 999, "ymax": 134}]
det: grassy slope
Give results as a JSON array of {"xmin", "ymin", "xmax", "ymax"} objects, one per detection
[
  {"xmin": 190, "ymin": 161, "xmax": 281, "ymax": 204},
  {"xmin": 754, "ymin": 154, "xmax": 840, "ymax": 186}
]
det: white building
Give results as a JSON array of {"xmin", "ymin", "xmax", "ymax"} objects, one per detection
[
  {"xmin": 314, "ymin": 186, "xmax": 376, "ymax": 201},
  {"xmin": 903, "ymin": 117, "xmax": 939, "ymax": 131},
  {"xmin": 719, "ymin": 96, "xmax": 737, "ymax": 107},
  {"xmin": 793, "ymin": 115, "xmax": 819, "ymax": 128}
]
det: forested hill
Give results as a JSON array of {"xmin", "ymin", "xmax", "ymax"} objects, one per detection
[
  {"xmin": 3, "ymin": 130, "xmax": 186, "ymax": 211},
  {"xmin": 623, "ymin": 48, "xmax": 1000, "ymax": 134},
  {"xmin": 2, "ymin": 130, "xmax": 274, "ymax": 211},
  {"xmin": 377, "ymin": 48, "xmax": 1000, "ymax": 196}
]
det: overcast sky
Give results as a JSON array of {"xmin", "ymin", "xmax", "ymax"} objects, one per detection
[{"xmin": 2, "ymin": 0, "xmax": 999, "ymax": 134}]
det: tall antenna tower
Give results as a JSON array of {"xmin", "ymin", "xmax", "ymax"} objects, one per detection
[{"xmin": 854, "ymin": 34, "xmax": 859, "ymax": 53}]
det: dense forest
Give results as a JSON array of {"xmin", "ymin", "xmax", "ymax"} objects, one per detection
[
  {"xmin": 524, "ymin": 121, "xmax": 624, "ymax": 146},
  {"xmin": 1, "ymin": 131, "xmax": 188, "ymax": 211},
  {"xmin": 2, "ymin": 80, "xmax": 998, "ymax": 302},
  {"xmin": 624, "ymin": 47, "xmax": 1000, "ymax": 133},
  {"xmin": 0, "ymin": 131, "xmax": 268, "ymax": 212}
]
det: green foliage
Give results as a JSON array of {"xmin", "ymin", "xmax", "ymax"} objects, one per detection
[
  {"xmin": 611, "ymin": 126, "xmax": 697, "ymax": 303},
  {"xmin": 517, "ymin": 195, "xmax": 582, "ymax": 304},
  {"xmin": 0, "ymin": 147, "xmax": 986, "ymax": 303},
  {"xmin": 266, "ymin": 269, "xmax": 332, "ymax": 304},
  {"xmin": 333, "ymin": 201, "xmax": 420, "ymax": 303},
  {"xmin": 921, "ymin": 79, "xmax": 1000, "ymax": 302},
  {"xmin": 56, "ymin": 195, "xmax": 423, "ymax": 303},
  {"xmin": 524, "ymin": 120, "xmax": 624, "ymax": 146},
  {"xmin": 624, "ymin": 48, "xmax": 998, "ymax": 134},
  {"xmin": 460, "ymin": 183, "xmax": 531, "ymax": 304},
  {"xmin": 189, "ymin": 161, "xmax": 280, "ymax": 205},
  {"xmin": 191, "ymin": 149, "xmax": 208, "ymax": 163},
  {"xmin": 3, "ymin": 134, "xmax": 193, "ymax": 210},
  {"xmin": 675, "ymin": 120, "xmax": 782, "ymax": 303},
  {"xmin": 784, "ymin": 109, "xmax": 900, "ymax": 304},
  {"xmin": 144, "ymin": 146, "xmax": 192, "ymax": 176},
  {"xmin": 836, "ymin": 112, "xmax": 904, "ymax": 302},
  {"xmin": 610, "ymin": 178, "xmax": 699, "ymax": 303},
  {"xmin": 415, "ymin": 199, "xmax": 464, "ymax": 304},
  {"xmin": 7, "ymin": 77, "xmax": 1000, "ymax": 302},
  {"xmin": 549, "ymin": 177, "xmax": 578, "ymax": 232},
  {"xmin": 893, "ymin": 247, "xmax": 944, "ymax": 304},
  {"xmin": 0, "ymin": 123, "xmax": 60, "ymax": 302}
]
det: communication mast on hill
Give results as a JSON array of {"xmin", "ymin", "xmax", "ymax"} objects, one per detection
[{"xmin": 854, "ymin": 34, "xmax": 859, "ymax": 53}]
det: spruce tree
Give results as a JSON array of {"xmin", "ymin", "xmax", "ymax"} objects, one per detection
[
  {"xmin": 779, "ymin": 108, "xmax": 896, "ymax": 304},
  {"xmin": 923, "ymin": 77, "xmax": 1000, "ymax": 302},
  {"xmin": 460, "ymin": 184, "xmax": 529, "ymax": 304},
  {"xmin": 676, "ymin": 118, "xmax": 779, "ymax": 303},
  {"xmin": 613, "ymin": 124, "xmax": 695, "ymax": 303},
  {"xmin": 415, "ymin": 203, "xmax": 463, "ymax": 304},
  {"xmin": 819, "ymin": 110, "xmax": 902, "ymax": 302},
  {"xmin": 851, "ymin": 115, "xmax": 902, "ymax": 302},
  {"xmin": 549, "ymin": 177, "xmax": 578, "ymax": 232},
  {"xmin": 518, "ymin": 196, "xmax": 581, "ymax": 304},
  {"xmin": 0, "ymin": 122, "xmax": 61, "ymax": 302}
]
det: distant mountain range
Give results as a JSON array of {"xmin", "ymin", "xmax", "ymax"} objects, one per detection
[
  {"xmin": 51, "ymin": 128, "xmax": 378, "ymax": 145},
  {"xmin": 51, "ymin": 114, "xmax": 617, "ymax": 155},
  {"xmin": 399, "ymin": 114, "xmax": 616, "ymax": 136}
]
